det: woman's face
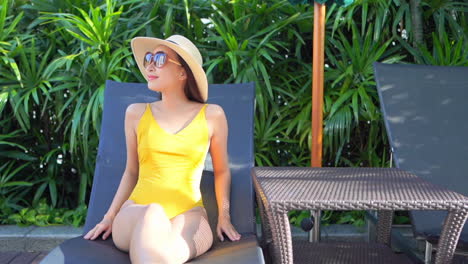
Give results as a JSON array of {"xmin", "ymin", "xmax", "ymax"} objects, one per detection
[{"xmin": 144, "ymin": 45, "xmax": 186, "ymax": 93}]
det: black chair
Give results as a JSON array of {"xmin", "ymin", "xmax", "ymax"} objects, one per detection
[
  {"xmin": 373, "ymin": 62, "xmax": 468, "ymax": 262},
  {"xmin": 40, "ymin": 80, "xmax": 264, "ymax": 264}
]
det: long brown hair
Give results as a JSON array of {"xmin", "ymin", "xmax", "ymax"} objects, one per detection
[{"xmin": 177, "ymin": 54, "xmax": 204, "ymax": 103}]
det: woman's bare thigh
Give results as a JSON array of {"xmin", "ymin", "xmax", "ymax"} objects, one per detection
[
  {"xmin": 112, "ymin": 200, "xmax": 147, "ymax": 252},
  {"xmin": 169, "ymin": 206, "xmax": 214, "ymax": 262},
  {"xmin": 113, "ymin": 202, "xmax": 213, "ymax": 262}
]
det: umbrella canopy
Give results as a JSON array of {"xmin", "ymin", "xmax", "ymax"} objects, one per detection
[{"xmin": 287, "ymin": 0, "xmax": 354, "ymax": 167}]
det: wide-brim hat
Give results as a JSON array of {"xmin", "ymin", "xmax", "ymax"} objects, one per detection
[{"xmin": 131, "ymin": 35, "xmax": 208, "ymax": 102}]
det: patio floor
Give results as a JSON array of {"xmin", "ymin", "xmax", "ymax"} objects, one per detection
[{"xmin": 0, "ymin": 251, "xmax": 47, "ymax": 264}]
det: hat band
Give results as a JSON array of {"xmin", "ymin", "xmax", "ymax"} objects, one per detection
[{"xmin": 166, "ymin": 40, "xmax": 179, "ymax": 45}]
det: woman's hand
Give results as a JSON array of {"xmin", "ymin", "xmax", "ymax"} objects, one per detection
[
  {"xmin": 216, "ymin": 215, "xmax": 241, "ymax": 242},
  {"xmin": 83, "ymin": 215, "xmax": 113, "ymax": 240}
]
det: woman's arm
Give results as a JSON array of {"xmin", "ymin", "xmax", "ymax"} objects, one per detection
[
  {"xmin": 84, "ymin": 104, "xmax": 141, "ymax": 240},
  {"xmin": 207, "ymin": 104, "xmax": 241, "ymax": 242},
  {"xmin": 104, "ymin": 104, "xmax": 140, "ymax": 220}
]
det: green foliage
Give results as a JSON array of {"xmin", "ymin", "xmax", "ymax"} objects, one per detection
[
  {"xmin": 334, "ymin": 211, "xmax": 366, "ymax": 226},
  {"xmin": 0, "ymin": 0, "xmax": 467, "ymax": 228},
  {"xmin": 288, "ymin": 210, "xmax": 311, "ymax": 227},
  {"xmin": 4, "ymin": 198, "xmax": 87, "ymax": 227},
  {"xmin": 399, "ymin": 30, "xmax": 468, "ymax": 66},
  {"xmin": 288, "ymin": 0, "xmax": 354, "ymax": 7},
  {"xmin": 394, "ymin": 211, "xmax": 410, "ymax": 225},
  {"xmin": 289, "ymin": 210, "xmax": 366, "ymax": 228}
]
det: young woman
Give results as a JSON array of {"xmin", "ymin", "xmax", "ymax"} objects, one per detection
[{"xmin": 83, "ymin": 35, "xmax": 241, "ymax": 264}]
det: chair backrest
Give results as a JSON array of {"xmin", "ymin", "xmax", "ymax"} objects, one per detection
[
  {"xmin": 83, "ymin": 80, "xmax": 256, "ymax": 239},
  {"xmin": 373, "ymin": 62, "xmax": 468, "ymax": 242}
]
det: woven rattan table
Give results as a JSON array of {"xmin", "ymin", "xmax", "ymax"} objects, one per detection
[{"xmin": 252, "ymin": 167, "xmax": 468, "ymax": 264}]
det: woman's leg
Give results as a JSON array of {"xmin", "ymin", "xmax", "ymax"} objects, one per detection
[
  {"xmin": 112, "ymin": 200, "xmax": 149, "ymax": 252},
  {"xmin": 169, "ymin": 206, "xmax": 214, "ymax": 263},
  {"xmin": 129, "ymin": 206, "xmax": 214, "ymax": 264},
  {"xmin": 129, "ymin": 203, "xmax": 173, "ymax": 263}
]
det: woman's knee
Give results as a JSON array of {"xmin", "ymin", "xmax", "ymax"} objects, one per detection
[
  {"xmin": 145, "ymin": 203, "xmax": 165, "ymax": 214},
  {"xmin": 139, "ymin": 203, "xmax": 171, "ymax": 230},
  {"xmin": 142, "ymin": 203, "xmax": 167, "ymax": 220}
]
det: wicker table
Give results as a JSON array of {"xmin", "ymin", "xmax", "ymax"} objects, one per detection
[{"xmin": 252, "ymin": 167, "xmax": 468, "ymax": 264}]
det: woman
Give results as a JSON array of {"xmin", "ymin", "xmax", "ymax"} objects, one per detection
[{"xmin": 83, "ymin": 35, "xmax": 241, "ymax": 264}]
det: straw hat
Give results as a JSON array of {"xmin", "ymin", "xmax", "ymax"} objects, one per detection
[{"xmin": 131, "ymin": 35, "xmax": 208, "ymax": 101}]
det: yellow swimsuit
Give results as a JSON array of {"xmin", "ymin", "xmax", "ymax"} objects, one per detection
[{"xmin": 128, "ymin": 103, "xmax": 210, "ymax": 219}]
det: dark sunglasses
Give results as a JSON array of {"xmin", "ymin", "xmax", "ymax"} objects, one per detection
[{"xmin": 143, "ymin": 51, "xmax": 182, "ymax": 68}]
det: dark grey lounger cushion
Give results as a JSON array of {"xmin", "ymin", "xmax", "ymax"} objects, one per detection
[
  {"xmin": 373, "ymin": 62, "xmax": 468, "ymax": 245},
  {"xmin": 41, "ymin": 234, "xmax": 263, "ymax": 264},
  {"xmin": 40, "ymin": 81, "xmax": 263, "ymax": 263}
]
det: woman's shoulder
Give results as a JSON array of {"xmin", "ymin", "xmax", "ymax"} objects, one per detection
[
  {"xmin": 204, "ymin": 104, "xmax": 227, "ymax": 136},
  {"xmin": 205, "ymin": 103, "xmax": 225, "ymax": 119},
  {"xmin": 125, "ymin": 103, "xmax": 148, "ymax": 121}
]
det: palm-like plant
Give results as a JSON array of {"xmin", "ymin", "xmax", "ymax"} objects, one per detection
[
  {"xmin": 0, "ymin": 122, "xmax": 34, "ymax": 213},
  {"xmin": 204, "ymin": 0, "xmax": 312, "ymax": 165},
  {"xmin": 0, "ymin": 0, "xmax": 467, "ymax": 227},
  {"xmin": 399, "ymin": 30, "xmax": 468, "ymax": 66},
  {"xmin": 324, "ymin": 21, "xmax": 405, "ymax": 166},
  {"xmin": 423, "ymin": 0, "xmax": 468, "ymax": 41},
  {"xmin": 1, "ymin": 36, "xmax": 78, "ymax": 208}
]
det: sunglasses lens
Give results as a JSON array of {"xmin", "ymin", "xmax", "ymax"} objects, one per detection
[
  {"xmin": 155, "ymin": 52, "xmax": 166, "ymax": 68},
  {"xmin": 143, "ymin": 52, "xmax": 153, "ymax": 67},
  {"xmin": 143, "ymin": 52, "xmax": 169, "ymax": 68}
]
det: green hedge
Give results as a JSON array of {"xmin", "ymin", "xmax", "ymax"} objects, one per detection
[{"xmin": 1, "ymin": 0, "xmax": 467, "ymax": 227}]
